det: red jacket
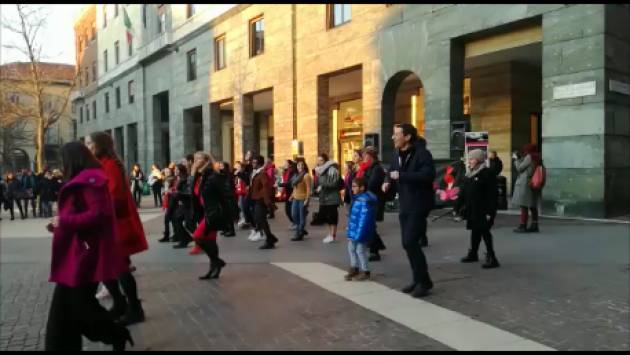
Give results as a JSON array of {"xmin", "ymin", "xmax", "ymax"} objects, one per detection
[
  {"xmin": 99, "ymin": 156, "xmax": 148, "ymax": 257},
  {"xmin": 49, "ymin": 168, "xmax": 125, "ymax": 287}
]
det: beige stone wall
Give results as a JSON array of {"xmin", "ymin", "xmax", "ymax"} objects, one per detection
[{"xmin": 208, "ymin": 4, "xmax": 294, "ymax": 163}]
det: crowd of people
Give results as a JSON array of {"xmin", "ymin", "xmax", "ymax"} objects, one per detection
[{"xmin": 0, "ymin": 121, "xmax": 548, "ymax": 351}]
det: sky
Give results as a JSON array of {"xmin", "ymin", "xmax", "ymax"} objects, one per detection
[{"xmin": 1, "ymin": 4, "xmax": 84, "ymax": 65}]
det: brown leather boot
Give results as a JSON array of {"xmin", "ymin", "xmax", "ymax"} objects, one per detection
[{"xmin": 344, "ymin": 267, "xmax": 359, "ymax": 281}]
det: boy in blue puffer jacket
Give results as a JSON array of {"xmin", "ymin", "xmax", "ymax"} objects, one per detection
[{"xmin": 345, "ymin": 177, "xmax": 377, "ymax": 281}]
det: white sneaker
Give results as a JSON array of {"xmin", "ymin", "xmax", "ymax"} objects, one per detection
[
  {"xmin": 248, "ymin": 230, "xmax": 258, "ymax": 241},
  {"xmin": 252, "ymin": 231, "xmax": 264, "ymax": 242},
  {"xmin": 323, "ymin": 235, "xmax": 335, "ymax": 244},
  {"xmin": 95, "ymin": 285, "xmax": 110, "ymax": 300}
]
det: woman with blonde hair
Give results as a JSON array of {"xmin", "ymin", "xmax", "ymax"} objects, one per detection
[{"xmin": 189, "ymin": 151, "xmax": 231, "ymax": 279}]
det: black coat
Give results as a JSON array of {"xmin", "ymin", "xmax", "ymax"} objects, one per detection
[
  {"xmin": 363, "ymin": 162, "xmax": 386, "ymax": 221},
  {"xmin": 199, "ymin": 169, "xmax": 232, "ymax": 232},
  {"xmin": 7, "ymin": 179, "xmax": 22, "ymax": 200},
  {"xmin": 386, "ymin": 139, "xmax": 436, "ymax": 214},
  {"xmin": 38, "ymin": 178, "xmax": 58, "ymax": 202},
  {"xmin": 456, "ymin": 167, "xmax": 498, "ymax": 230},
  {"xmin": 488, "ymin": 157, "xmax": 503, "ymax": 176}
]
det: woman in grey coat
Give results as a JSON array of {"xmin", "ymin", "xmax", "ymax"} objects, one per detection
[{"xmin": 511, "ymin": 144, "xmax": 541, "ymax": 233}]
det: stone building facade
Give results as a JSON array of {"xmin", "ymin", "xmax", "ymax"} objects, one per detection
[{"xmin": 72, "ymin": 4, "xmax": 630, "ymax": 218}]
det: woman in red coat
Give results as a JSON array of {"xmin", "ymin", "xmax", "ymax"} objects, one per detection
[
  {"xmin": 45, "ymin": 142, "xmax": 132, "ymax": 351},
  {"xmin": 86, "ymin": 132, "xmax": 148, "ymax": 326}
]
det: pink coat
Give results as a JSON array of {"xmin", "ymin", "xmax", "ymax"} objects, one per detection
[{"xmin": 49, "ymin": 168, "xmax": 125, "ymax": 287}]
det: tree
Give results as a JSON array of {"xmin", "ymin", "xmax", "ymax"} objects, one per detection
[{"xmin": 1, "ymin": 4, "xmax": 78, "ymax": 173}]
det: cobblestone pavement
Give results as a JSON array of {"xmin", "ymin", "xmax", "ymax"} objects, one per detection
[{"xmin": 1, "ymin": 199, "xmax": 628, "ymax": 350}]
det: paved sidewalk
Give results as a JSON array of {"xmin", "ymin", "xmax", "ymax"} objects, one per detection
[{"xmin": 1, "ymin": 200, "xmax": 628, "ymax": 350}]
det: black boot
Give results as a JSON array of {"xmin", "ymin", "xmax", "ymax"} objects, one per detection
[
  {"xmin": 158, "ymin": 234, "xmax": 170, "ymax": 242},
  {"xmin": 112, "ymin": 326, "xmax": 134, "ymax": 351},
  {"xmin": 482, "ymin": 252, "xmax": 500, "ymax": 269},
  {"xmin": 118, "ymin": 300, "xmax": 145, "ymax": 326},
  {"xmin": 513, "ymin": 224, "xmax": 528, "ymax": 233},
  {"xmin": 209, "ymin": 259, "xmax": 226, "ymax": 279},
  {"xmin": 199, "ymin": 269, "xmax": 212, "ymax": 280},
  {"xmin": 460, "ymin": 249, "xmax": 479, "ymax": 263},
  {"xmin": 526, "ymin": 222, "xmax": 539, "ymax": 233}
]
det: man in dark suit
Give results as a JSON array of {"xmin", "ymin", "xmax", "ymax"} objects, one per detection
[{"xmin": 383, "ymin": 123, "xmax": 436, "ymax": 298}]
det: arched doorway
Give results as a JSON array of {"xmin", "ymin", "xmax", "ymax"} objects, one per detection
[
  {"xmin": 10, "ymin": 148, "xmax": 30, "ymax": 172},
  {"xmin": 381, "ymin": 71, "xmax": 424, "ymax": 165}
]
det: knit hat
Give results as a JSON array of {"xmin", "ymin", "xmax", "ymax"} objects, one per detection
[{"xmin": 468, "ymin": 149, "xmax": 486, "ymax": 162}]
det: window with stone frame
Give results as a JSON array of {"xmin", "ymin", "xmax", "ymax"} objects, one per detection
[
  {"xmin": 92, "ymin": 100, "xmax": 97, "ymax": 119},
  {"xmin": 327, "ymin": 4, "xmax": 351, "ymax": 28},
  {"xmin": 114, "ymin": 4, "xmax": 119, "ymax": 17},
  {"xmin": 115, "ymin": 40, "xmax": 120, "ymax": 65},
  {"xmin": 103, "ymin": 50, "xmax": 108, "ymax": 72},
  {"xmin": 249, "ymin": 16, "xmax": 264, "ymax": 57},
  {"xmin": 215, "ymin": 35, "xmax": 226, "ymax": 71},
  {"xmin": 105, "ymin": 92, "xmax": 110, "ymax": 113},
  {"xmin": 128, "ymin": 80, "xmax": 135, "ymax": 104},
  {"xmin": 103, "ymin": 5, "xmax": 107, "ymax": 28},
  {"xmin": 115, "ymin": 86, "xmax": 121, "ymax": 109},
  {"xmin": 187, "ymin": 48, "xmax": 197, "ymax": 81}
]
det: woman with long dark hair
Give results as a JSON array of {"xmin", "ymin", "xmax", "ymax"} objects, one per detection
[
  {"xmin": 218, "ymin": 161, "xmax": 237, "ymax": 237},
  {"xmin": 85, "ymin": 132, "xmax": 148, "ymax": 326},
  {"xmin": 190, "ymin": 152, "xmax": 227, "ymax": 279},
  {"xmin": 45, "ymin": 142, "xmax": 132, "ymax": 351}
]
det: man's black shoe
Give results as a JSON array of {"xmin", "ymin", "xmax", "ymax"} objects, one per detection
[
  {"xmin": 411, "ymin": 284, "xmax": 431, "ymax": 298},
  {"xmin": 369, "ymin": 253, "xmax": 381, "ymax": 262},
  {"xmin": 259, "ymin": 243, "xmax": 276, "ymax": 250},
  {"xmin": 401, "ymin": 283, "xmax": 417, "ymax": 294},
  {"xmin": 173, "ymin": 243, "xmax": 189, "ymax": 249}
]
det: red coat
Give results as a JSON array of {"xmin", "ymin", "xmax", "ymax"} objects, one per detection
[
  {"xmin": 49, "ymin": 168, "xmax": 126, "ymax": 287},
  {"xmin": 98, "ymin": 156, "xmax": 148, "ymax": 256}
]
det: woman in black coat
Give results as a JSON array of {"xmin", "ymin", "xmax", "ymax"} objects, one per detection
[{"xmin": 456, "ymin": 149, "xmax": 500, "ymax": 269}]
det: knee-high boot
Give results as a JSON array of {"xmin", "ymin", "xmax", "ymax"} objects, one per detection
[
  {"xmin": 481, "ymin": 230, "xmax": 500, "ymax": 268},
  {"xmin": 118, "ymin": 272, "xmax": 145, "ymax": 325}
]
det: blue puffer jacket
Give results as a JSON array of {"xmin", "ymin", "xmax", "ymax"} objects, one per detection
[{"xmin": 346, "ymin": 192, "xmax": 377, "ymax": 243}]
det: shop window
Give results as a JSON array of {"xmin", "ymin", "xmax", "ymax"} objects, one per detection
[
  {"xmin": 327, "ymin": 4, "xmax": 351, "ymax": 29},
  {"xmin": 249, "ymin": 16, "xmax": 264, "ymax": 57},
  {"xmin": 463, "ymin": 77, "xmax": 471, "ymax": 116}
]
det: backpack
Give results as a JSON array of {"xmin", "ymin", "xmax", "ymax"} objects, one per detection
[
  {"xmin": 529, "ymin": 164, "xmax": 546, "ymax": 190},
  {"xmin": 337, "ymin": 174, "xmax": 345, "ymax": 191}
]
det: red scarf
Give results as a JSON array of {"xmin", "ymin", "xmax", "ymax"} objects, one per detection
[{"xmin": 356, "ymin": 161, "xmax": 372, "ymax": 179}]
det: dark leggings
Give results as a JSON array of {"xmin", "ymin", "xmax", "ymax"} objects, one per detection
[
  {"xmin": 285, "ymin": 200, "xmax": 294, "ymax": 224},
  {"xmin": 520, "ymin": 206, "xmax": 539, "ymax": 225},
  {"xmin": 45, "ymin": 283, "xmax": 124, "ymax": 351},
  {"xmin": 103, "ymin": 258, "xmax": 140, "ymax": 311},
  {"xmin": 196, "ymin": 238, "xmax": 223, "ymax": 267},
  {"xmin": 469, "ymin": 228, "xmax": 495, "ymax": 254},
  {"xmin": 152, "ymin": 186, "xmax": 162, "ymax": 207},
  {"xmin": 133, "ymin": 188, "xmax": 142, "ymax": 207},
  {"xmin": 9, "ymin": 199, "xmax": 25, "ymax": 219}
]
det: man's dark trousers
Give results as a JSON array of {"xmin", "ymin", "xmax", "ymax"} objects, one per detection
[{"xmin": 400, "ymin": 211, "xmax": 432, "ymax": 286}]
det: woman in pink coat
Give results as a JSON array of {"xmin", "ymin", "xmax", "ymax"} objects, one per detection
[{"xmin": 45, "ymin": 142, "xmax": 133, "ymax": 351}]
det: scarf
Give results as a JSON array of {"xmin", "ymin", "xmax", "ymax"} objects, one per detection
[
  {"xmin": 356, "ymin": 161, "xmax": 372, "ymax": 179},
  {"xmin": 465, "ymin": 164, "xmax": 486, "ymax": 178}
]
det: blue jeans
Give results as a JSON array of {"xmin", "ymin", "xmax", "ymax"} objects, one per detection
[
  {"xmin": 291, "ymin": 199, "xmax": 306, "ymax": 234},
  {"xmin": 348, "ymin": 240, "xmax": 369, "ymax": 272}
]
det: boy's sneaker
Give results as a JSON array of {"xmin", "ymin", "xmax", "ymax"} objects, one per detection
[
  {"xmin": 251, "ymin": 231, "xmax": 264, "ymax": 242},
  {"xmin": 344, "ymin": 267, "xmax": 359, "ymax": 281},
  {"xmin": 323, "ymin": 235, "xmax": 335, "ymax": 244},
  {"xmin": 247, "ymin": 230, "xmax": 258, "ymax": 241},
  {"xmin": 289, "ymin": 224, "xmax": 298, "ymax": 231},
  {"xmin": 355, "ymin": 271, "xmax": 371, "ymax": 281}
]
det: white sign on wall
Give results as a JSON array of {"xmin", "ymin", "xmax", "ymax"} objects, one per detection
[
  {"xmin": 609, "ymin": 80, "xmax": 630, "ymax": 96},
  {"xmin": 553, "ymin": 81, "xmax": 597, "ymax": 100}
]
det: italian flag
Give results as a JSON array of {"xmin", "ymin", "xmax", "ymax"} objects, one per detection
[{"xmin": 123, "ymin": 7, "xmax": 133, "ymax": 43}]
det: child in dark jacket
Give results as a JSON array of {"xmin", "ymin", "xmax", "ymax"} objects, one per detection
[{"xmin": 344, "ymin": 177, "xmax": 377, "ymax": 281}]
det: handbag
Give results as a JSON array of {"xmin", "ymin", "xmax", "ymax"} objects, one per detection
[{"xmin": 529, "ymin": 165, "xmax": 546, "ymax": 190}]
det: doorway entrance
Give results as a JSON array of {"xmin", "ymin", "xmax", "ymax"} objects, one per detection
[
  {"xmin": 153, "ymin": 91, "xmax": 170, "ymax": 167},
  {"xmin": 183, "ymin": 105, "xmax": 203, "ymax": 155}
]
